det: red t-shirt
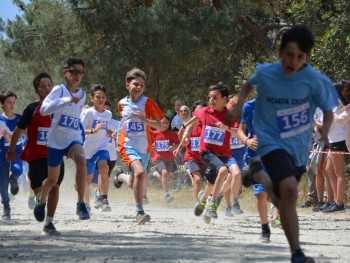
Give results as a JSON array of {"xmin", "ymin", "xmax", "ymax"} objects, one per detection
[
  {"xmin": 184, "ymin": 125, "xmax": 203, "ymax": 164},
  {"xmin": 194, "ymin": 106, "xmax": 233, "ymax": 158},
  {"xmin": 151, "ymin": 130, "xmax": 180, "ymax": 162}
]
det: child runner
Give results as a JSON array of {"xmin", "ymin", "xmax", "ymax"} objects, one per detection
[
  {"xmin": 80, "ymin": 85, "xmax": 112, "ymax": 212},
  {"xmin": 180, "ymin": 83, "xmax": 233, "ymax": 221},
  {"xmin": 6, "ymin": 73, "xmax": 64, "ymax": 235},
  {"xmin": 0, "ymin": 91, "xmax": 24, "ymax": 220},
  {"xmin": 226, "ymin": 25, "xmax": 338, "ymax": 263},
  {"xmin": 174, "ymin": 100, "xmax": 208, "ymax": 215},
  {"xmin": 151, "ymin": 116, "xmax": 179, "ymax": 203},
  {"xmin": 236, "ymin": 98, "xmax": 271, "ymax": 242},
  {"xmin": 115, "ymin": 67, "xmax": 164, "ymax": 224},
  {"xmin": 37, "ymin": 57, "xmax": 90, "ymax": 221}
]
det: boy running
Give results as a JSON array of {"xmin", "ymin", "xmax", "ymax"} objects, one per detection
[
  {"xmin": 7, "ymin": 73, "xmax": 64, "ymax": 235},
  {"xmin": 116, "ymin": 67, "xmax": 164, "ymax": 224},
  {"xmin": 37, "ymin": 57, "xmax": 90, "ymax": 221},
  {"xmin": 226, "ymin": 25, "xmax": 338, "ymax": 263}
]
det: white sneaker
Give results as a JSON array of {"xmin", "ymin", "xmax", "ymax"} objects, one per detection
[{"xmin": 101, "ymin": 199, "xmax": 111, "ymax": 212}]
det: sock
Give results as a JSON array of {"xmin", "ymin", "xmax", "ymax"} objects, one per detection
[
  {"xmin": 136, "ymin": 203, "xmax": 143, "ymax": 212},
  {"xmin": 102, "ymin": 195, "xmax": 107, "ymax": 199},
  {"xmin": 45, "ymin": 216, "xmax": 53, "ymax": 226},
  {"xmin": 29, "ymin": 192, "xmax": 35, "ymax": 198},
  {"xmin": 293, "ymin": 249, "xmax": 302, "ymax": 255},
  {"xmin": 262, "ymin": 223, "xmax": 270, "ymax": 231},
  {"xmin": 233, "ymin": 198, "xmax": 239, "ymax": 205}
]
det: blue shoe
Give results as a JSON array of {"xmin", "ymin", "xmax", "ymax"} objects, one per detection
[
  {"xmin": 76, "ymin": 202, "xmax": 90, "ymax": 220},
  {"xmin": 34, "ymin": 202, "xmax": 46, "ymax": 222}
]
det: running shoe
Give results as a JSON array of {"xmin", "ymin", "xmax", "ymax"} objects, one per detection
[
  {"xmin": 312, "ymin": 201, "xmax": 325, "ymax": 212},
  {"xmin": 300, "ymin": 200, "xmax": 315, "ymax": 208},
  {"xmin": 203, "ymin": 213, "xmax": 211, "ymax": 224},
  {"xmin": 232, "ymin": 203, "xmax": 244, "ymax": 214},
  {"xmin": 136, "ymin": 210, "xmax": 150, "ymax": 225},
  {"xmin": 101, "ymin": 199, "xmax": 112, "ymax": 212},
  {"xmin": 111, "ymin": 166, "xmax": 124, "ymax": 189},
  {"xmin": 9, "ymin": 178, "xmax": 19, "ymax": 195},
  {"xmin": 43, "ymin": 222, "xmax": 61, "ymax": 236},
  {"xmin": 260, "ymin": 228, "xmax": 271, "ymax": 243},
  {"xmin": 86, "ymin": 203, "xmax": 91, "ymax": 214},
  {"xmin": 291, "ymin": 250, "xmax": 315, "ymax": 263},
  {"xmin": 224, "ymin": 207, "xmax": 234, "ymax": 217},
  {"xmin": 323, "ymin": 203, "xmax": 345, "ymax": 213},
  {"xmin": 271, "ymin": 216, "xmax": 282, "ymax": 228},
  {"xmin": 2, "ymin": 207, "xmax": 11, "ymax": 220},
  {"xmin": 164, "ymin": 193, "xmax": 174, "ymax": 203},
  {"xmin": 28, "ymin": 194, "xmax": 36, "ymax": 210},
  {"xmin": 205, "ymin": 198, "xmax": 218, "ymax": 219},
  {"xmin": 194, "ymin": 200, "xmax": 206, "ymax": 216},
  {"xmin": 94, "ymin": 190, "xmax": 103, "ymax": 209},
  {"xmin": 34, "ymin": 193, "xmax": 46, "ymax": 222},
  {"xmin": 76, "ymin": 202, "xmax": 90, "ymax": 220}
]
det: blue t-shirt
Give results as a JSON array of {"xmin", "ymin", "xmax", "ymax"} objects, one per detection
[
  {"xmin": 248, "ymin": 62, "xmax": 338, "ymax": 166},
  {"xmin": 241, "ymin": 99, "xmax": 257, "ymax": 158}
]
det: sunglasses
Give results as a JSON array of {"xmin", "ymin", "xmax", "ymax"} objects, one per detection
[
  {"xmin": 179, "ymin": 109, "xmax": 188, "ymax": 112},
  {"xmin": 65, "ymin": 68, "xmax": 85, "ymax": 75}
]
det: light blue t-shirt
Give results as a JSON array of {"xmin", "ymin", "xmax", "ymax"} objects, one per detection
[{"xmin": 248, "ymin": 62, "xmax": 338, "ymax": 166}]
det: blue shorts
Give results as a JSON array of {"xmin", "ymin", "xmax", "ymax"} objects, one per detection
[
  {"xmin": 200, "ymin": 150, "xmax": 228, "ymax": 185},
  {"xmin": 92, "ymin": 169, "xmax": 99, "ymax": 184},
  {"xmin": 228, "ymin": 146, "xmax": 246, "ymax": 172},
  {"xmin": 124, "ymin": 147, "xmax": 150, "ymax": 171},
  {"xmin": 48, "ymin": 140, "xmax": 82, "ymax": 167},
  {"xmin": 86, "ymin": 150, "xmax": 110, "ymax": 175}
]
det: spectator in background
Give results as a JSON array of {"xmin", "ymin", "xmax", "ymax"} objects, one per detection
[{"xmin": 170, "ymin": 99, "xmax": 185, "ymax": 131}]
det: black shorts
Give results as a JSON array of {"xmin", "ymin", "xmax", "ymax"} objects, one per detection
[
  {"xmin": 200, "ymin": 151, "xmax": 228, "ymax": 185},
  {"xmin": 28, "ymin": 158, "xmax": 65, "ymax": 190},
  {"xmin": 330, "ymin": 140, "xmax": 348, "ymax": 152},
  {"xmin": 261, "ymin": 149, "xmax": 305, "ymax": 197}
]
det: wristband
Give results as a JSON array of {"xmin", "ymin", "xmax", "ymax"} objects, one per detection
[
  {"xmin": 182, "ymin": 124, "xmax": 186, "ymax": 129},
  {"xmin": 91, "ymin": 128, "xmax": 94, "ymax": 134}
]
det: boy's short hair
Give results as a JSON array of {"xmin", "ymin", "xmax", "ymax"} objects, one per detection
[
  {"xmin": 280, "ymin": 25, "xmax": 314, "ymax": 54},
  {"xmin": 33, "ymin": 72, "xmax": 53, "ymax": 90},
  {"xmin": 64, "ymin": 57, "xmax": 85, "ymax": 69},
  {"xmin": 208, "ymin": 82, "xmax": 229, "ymax": 99},
  {"xmin": 0, "ymin": 90, "xmax": 17, "ymax": 104},
  {"xmin": 192, "ymin": 99, "xmax": 208, "ymax": 112},
  {"xmin": 125, "ymin": 67, "xmax": 146, "ymax": 83},
  {"xmin": 90, "ymin": 84, "xmax": 107, "ymax": 96}
]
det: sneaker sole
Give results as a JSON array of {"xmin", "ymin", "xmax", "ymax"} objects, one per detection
[
  {"xmin": 42, "ymin": 231, "xmax": 61, "ymax": 236},
  {"xmin": 260, "ymin": 238, "xmax": 270, "ymax": 243},
  {"xmin": 137, "ymin": 215, "xmax": 151, "ymax": 225},
  {"xmin": 203, "ymin": 214, "xmax": 211, "ymax": 224}
]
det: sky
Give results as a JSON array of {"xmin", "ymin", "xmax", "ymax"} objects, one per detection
[{"xmin": 0, "ymin": 0, "xmax": 29, "ymax": 22}]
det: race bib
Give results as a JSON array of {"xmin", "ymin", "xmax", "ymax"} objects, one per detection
[
  {"xmin": 37, "ymin": 127, "xmax": 50, "ymax": 145},
  {"xmin": 230, "ymin": 136, "xmax": 244, "ymax": 149},
  {"xmin": 155, "ymin": 140, "xmax": 170, "ymax": 152},
  {"xmin": 204, "ymin": 126, "xmax": 225, "ymax": 146},
  {"xmin": 58, "ymin": 112, "xmax": 80, "ymax": 132},
  {"xmin": 277, "ymin": 103, "xmax": 311, "ymax": 139},
  {"xmin": 92, "ymin": 119, "xmax": 108, "ymax": 130},
  {"xmin": 124, "ymin": 121, "xmax": 145, "ymax": 135},
  {"xmin": 190, "ymin": 137, "xmax": 200, "ymax": 151}
]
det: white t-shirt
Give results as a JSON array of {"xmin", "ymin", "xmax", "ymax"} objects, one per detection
[
  {"xmin": 40, "ymin": 84, "xmax": 86, "ymax": 149},
  {"xmin": 80, "ymin": 107, "xmax": 112, "ymax": 159}
]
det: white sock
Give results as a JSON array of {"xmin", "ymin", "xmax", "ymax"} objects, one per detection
[{"xmin": 45, "ymin": 216, "xmax": 53, "ymax": 226}]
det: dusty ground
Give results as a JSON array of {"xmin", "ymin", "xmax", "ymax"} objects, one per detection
[{"xmin": 0, "ymin": 164, "xmax": 349, "ymax": 263}]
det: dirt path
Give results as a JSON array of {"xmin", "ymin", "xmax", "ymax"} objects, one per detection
[{"xmin": 0, "ymin": 186, "xmax": 349, "ymax": 263}]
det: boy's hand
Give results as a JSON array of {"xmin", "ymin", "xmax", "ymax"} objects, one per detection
[
  {"xmin": 6, "ymin": 150, "xmax": 16, "ymax": 162},
  {"xmin": 71, "ymin": 96, "xmax": 82, "ymax": 104},
  {"xmin": 94, "ymin": 123, "xmax": 105, "ymax": 133}
]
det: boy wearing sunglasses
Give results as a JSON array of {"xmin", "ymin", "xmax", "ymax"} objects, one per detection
[{"xmin": 35, "ymin": 57, "xmax": 90, "ymax": 222}]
